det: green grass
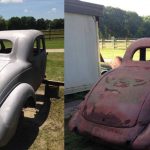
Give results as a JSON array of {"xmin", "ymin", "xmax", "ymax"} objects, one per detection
[
  {"xmin": 46, "ymin": 38, "xmax": 64, "ymax": 49},
  {"xmin": 46, "ymin": 52, "xmax": 64, "ymax": 82},
  {"xmin": 3, "ymin": 40, "xmax": 12, "ymax": 48},
  {"xmin": 100, "ymin": 48, "xmax": 126, "ymax": 60}
]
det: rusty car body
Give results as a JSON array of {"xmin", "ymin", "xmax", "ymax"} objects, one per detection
[
  {"xmin": 69, "ymin": 38, "xmax": 150, "ymax": 149},
  {"xmin": 0, "ymin": 30, "xmax": 46, "ymax": 146}
]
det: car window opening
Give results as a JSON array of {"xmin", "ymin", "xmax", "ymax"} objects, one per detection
[
  {"xmin": 33, "ymin": 37, "xmax": 45, "ymax": 56},
  {"xmin": 132, "ymin": 48, "xmax": 150, "ymax": 61},
  {"xmin": 0, "ymin": 40, "xmax": 12, "ymax": 54}
]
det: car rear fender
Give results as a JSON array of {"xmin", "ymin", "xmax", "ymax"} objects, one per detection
[
  {"xmin": 0, "ymin": 83, "xmax": 35, "ymax": 147},
  {"xmin": 132, "ymin": 123, "xmax": 150, "ymax": 149}
]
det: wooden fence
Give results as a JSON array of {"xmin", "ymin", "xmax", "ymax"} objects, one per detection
[
  {"xmin": 99, "ymin": 39, "xmax": 136, "ymax": 49},
  {"xmin": 42, "ymin": 29, "xmax": 64, "ymax": 40}
]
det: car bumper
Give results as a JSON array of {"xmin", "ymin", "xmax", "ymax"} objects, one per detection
[{"xmin": 69, "ymin": 110, "xmax": 145, "ymax": 149}]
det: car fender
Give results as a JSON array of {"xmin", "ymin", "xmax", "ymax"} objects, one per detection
[
  {"xmin": 0, "ymin": 83, "xmax": 35, "ymax": 147},
  {"xmin": 132, "ymin": 123, "xmax": 150, "ymax": 149}
]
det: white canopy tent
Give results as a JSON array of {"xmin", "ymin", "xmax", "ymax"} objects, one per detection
[{"xmin": 65, "ymin": 0, "xmax": 103, "ymax": 94}]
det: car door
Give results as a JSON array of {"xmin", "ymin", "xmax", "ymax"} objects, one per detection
[{"xmin": 32, "ymin": 36, "xmax": 47, "ymax": 90}]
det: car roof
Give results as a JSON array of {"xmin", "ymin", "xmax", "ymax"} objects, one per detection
[
  {"xmin": 0, "ymin": 30, "xmax": 43, "ymax": 42},
  {"xmin": 0, "ymin": 30, "xmax": 44, "ymax": 60}
]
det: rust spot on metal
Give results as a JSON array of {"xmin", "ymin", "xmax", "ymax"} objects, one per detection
[
  {"xmin": 133, "ymin": 82, "xmax": 147, "ymax": 86},
  {"xmin": 144, "ymin": 67, "xmax": 150, "ymax": 70},
  {"xmin": 135, "ymin": 79, "xmax": 144, "ymax": 82},
  {"xmin": 105, "ymin": 87, "xmax": 120, "ymax": 94},
  {"xmin": 113, "ymin": 81, "xmax": 129, "ymax": 88},
  {"xmin": 124, "ymin": 120, "xmax": 131, "ymax": 124}
]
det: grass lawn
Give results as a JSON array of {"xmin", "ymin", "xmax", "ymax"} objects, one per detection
[
  {"xmin": 100, "ymin": 48, "xmax": 126, "ymax": 61},
  {"xmin": 46, "ymin": 39, "xmax": 64, "ymax": 49},
  {"xmin": 46, "ymin": 52, "xmax": 64, "ymax": 82}
]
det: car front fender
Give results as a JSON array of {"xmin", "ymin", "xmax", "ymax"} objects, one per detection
[{"xmin": 0, "ymin": 83, "xmax": 35, "ymax": 147}]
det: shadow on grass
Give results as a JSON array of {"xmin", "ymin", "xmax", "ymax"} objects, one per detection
[{"xmin": 1, "ymin": 94, "xmax": 51, "ymax": 150}]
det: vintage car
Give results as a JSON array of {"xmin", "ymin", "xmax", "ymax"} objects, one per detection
[
  {"xmin": 0, "ymin": 30, "xmax": 47, "ymax": 146},
  {"xmin": 69, "ymin": 38, "xmax": 150, "ymax": 149}
]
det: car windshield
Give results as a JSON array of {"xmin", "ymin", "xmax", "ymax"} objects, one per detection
[{"xmin": 0, "ymin": 40, "xmax": 12, "ymax": 54}]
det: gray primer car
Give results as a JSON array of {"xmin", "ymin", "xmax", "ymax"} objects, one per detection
[{"xmin": 0, "ymin": 30, "xmax": 47, "ymax": 146}]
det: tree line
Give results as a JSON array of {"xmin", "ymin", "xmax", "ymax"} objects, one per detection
[
  {"xmin": 100, "ymin": 7, "xmax": 150, "ymax": 39},
  {"xmin": 0, "ymin": 16, "xmax": 64, "ymax": 30}
]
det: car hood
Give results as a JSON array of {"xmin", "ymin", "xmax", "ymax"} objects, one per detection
[{"xmin": 83, "ymin": 66, "xmax": 150, "ymax": 128}]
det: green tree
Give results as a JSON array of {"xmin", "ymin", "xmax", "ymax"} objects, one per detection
[
  {"xmin": 100, "ymin": 7, "xmax": 128, "ymax": 38},
  {"xmin": 24, "ymin": 16, "xmax": 36, "ymax": 29},
  {"xmin": 20, "ymin": 16, "xmax": 29, "ymax": 29},
  {"xmin": 8, "ymin": 17, "xmax": 22, "ymax": 30},
  {"xmin": 50, "ymin": 19, "xmax": 64, "ymax": 29},
  {"xmin": 0, "ymin": 16, "xmax": 6, "ymax": 30},
  {"xmin": 45, "ymin": 19, "xmax": 52, "ymax": 30},
  {"xmin": 100, "ymin": 7, "xmax": 144, "ymax": 38},
  {"xmin": 142, "ymin": 16, "xmax": 150, "ymax": 37},
  {"xmin": 126, "ymin": 11, "xmax": 143, "ymax": 37},
  {"xmin": 20, "ymin": 16, "xmax": 36, "ymax": 29},
  {"xmin": 36, "ymin": 18, "xmax": 47, "ymax": 30}
]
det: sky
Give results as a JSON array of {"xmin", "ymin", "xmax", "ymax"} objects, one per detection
[
  {"xmin": 81, "ymin": 0, "xmax": 150, "ymax": 16},
  {"xmin": 0, "ymin": 0, "xmax": 64, "ymax": 20}
]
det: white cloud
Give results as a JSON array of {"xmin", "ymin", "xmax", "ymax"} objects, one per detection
[
  {"xmin": 48, "ymin": 7, "xmax": 57, "ymax": 14},
  {"xmin": 0, "ymin": 0, "xmax": 23, "ymax": 3},
  {"xmin": 24, "ymin": 8, "xmax": 32, "ymax": 13},
  {"xmin": 51, "ymin": 8, "xmax": 56, "ymax": 12},
  {"xmin": 24, "ymin": 8, "xmax": 29, "ymax": 13}
]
